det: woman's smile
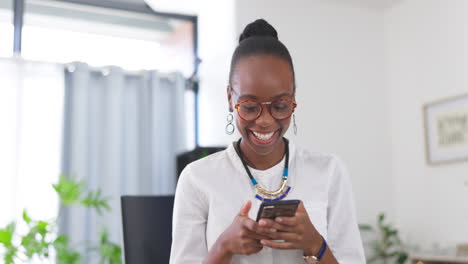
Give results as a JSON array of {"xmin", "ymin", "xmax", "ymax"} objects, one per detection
[{"xmin": 249, "ymin": 129, "xmax": 279, "ymax": 145}]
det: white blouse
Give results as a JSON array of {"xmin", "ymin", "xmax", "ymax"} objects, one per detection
[{"xmin": 170, "ymin": 140, "xmax": 365, "ymax": 264}]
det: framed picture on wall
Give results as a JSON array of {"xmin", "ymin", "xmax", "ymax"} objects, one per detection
[{"xmin": 423, "ymin": 94, "xmax": 468, "ymax": 165}]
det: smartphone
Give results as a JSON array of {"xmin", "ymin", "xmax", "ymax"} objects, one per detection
[{"xmin": 255, "ymin": 199, "xmax": 300, "ymax": 222}]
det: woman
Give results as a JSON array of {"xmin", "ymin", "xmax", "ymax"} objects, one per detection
[{"xmin": 170, "ymin": 19, "xmax": 365, "ymax": 264}]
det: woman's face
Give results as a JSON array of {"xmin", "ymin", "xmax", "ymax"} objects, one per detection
[{"xmin": 228, "ymin": 55, "xmax": 295, "ymax": 156}]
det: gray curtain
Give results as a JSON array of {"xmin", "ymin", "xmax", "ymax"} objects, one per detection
[{"xmin": 60, "ymin": 62, "xmax": 188, "ymax": 262}]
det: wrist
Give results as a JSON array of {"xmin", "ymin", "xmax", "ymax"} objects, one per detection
[
  {"xmin": 216, "ymin": 234, "xmax": 234, "ymax": 258},
  {"xmin": 205, "ymin": 236, "xmax": 234, "ymax": 264},
  {"xmin": 304, "ymin": 233, "xmax": 324, "ymax": 256}
]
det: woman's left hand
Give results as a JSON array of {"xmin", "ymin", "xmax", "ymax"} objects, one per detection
[{"xmin": 258, "ymin": 201, "xmax": 323, "ymax": 256}]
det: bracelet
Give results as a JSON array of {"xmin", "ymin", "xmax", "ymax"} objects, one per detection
[
  {"xmin": 303, "ymin": 236, "xmax": 327, "ymax": 263},
  {"xmin": 316, "ymin": 236, "xmax": 327, "ymax": 260}
]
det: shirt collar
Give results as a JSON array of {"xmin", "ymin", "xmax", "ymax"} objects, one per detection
[{"xmin": 226, "ymin": 137, "xmax": 297, "ymax": 178}]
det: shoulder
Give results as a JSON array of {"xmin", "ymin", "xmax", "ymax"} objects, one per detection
[
  {"xmin": 185, "ymin": 148, "xmax": 230, "ymax": 172},
  {"xmin": 176, "ymin": 148, "xmax": 230, "ymax": 202},
  {"xmin": 292, "ymin": 143, "xmax": 351, "ymax": 189},
  {"xmin": 294, "ymin": 144, "xmax": 344, "ymax": 171},
  {"xmin": 178, "ymin": 147, "xmax": 231, "ymax": 184}
]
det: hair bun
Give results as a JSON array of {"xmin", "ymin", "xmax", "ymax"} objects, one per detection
[{"xmin": 239, "ymin": 19, "xmax": 278, "ymax": 43}]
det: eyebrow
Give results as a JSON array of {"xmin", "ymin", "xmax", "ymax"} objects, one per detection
[{"xmin": 238, "ymin": 93, "xmax": 293, "ymax": 100}]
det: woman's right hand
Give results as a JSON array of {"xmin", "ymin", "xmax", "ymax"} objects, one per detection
[
  {"xmin": 204, "ymin": 201, "xmax": 276, "ymax": 263},
  {"xmin": 221, "ymin": 200, "xmax": 276, "ymax": 255}
]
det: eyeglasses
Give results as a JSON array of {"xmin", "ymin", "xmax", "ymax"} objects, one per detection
[{"xmin": 235, "ymin": 98, "xmax": 297, "ymax": 121}]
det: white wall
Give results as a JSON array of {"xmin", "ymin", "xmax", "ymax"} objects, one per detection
[
  {"xmin": 196, "ymin": 1, "xmax": 237, "ymax": 147},
  {"xmin": 386, "ymin": 0, "xmax": 468, "ymax": 251},
  {"xmin": 235, "ymin": 0, "xmax": 393, "ymax": 225}
]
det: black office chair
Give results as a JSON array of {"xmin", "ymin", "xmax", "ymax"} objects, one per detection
[{"xmin": 121, "ymin": 195, "xmax": 174, "ymax": 264}]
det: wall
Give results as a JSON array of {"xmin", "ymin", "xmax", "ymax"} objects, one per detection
[
  {"xmin": 145, "ymin": 0, "xmax": 237, "ymax": 147},
  {"xmin": 234, "ymin": 0, "xmax": 393, "ymax": 225},
  {"xmin": 386, "ymin": 0, "xmax": 468, "ymax": 251}
]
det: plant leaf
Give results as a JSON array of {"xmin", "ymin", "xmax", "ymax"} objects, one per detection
[
  {"xmin": 20, "ymin": 220, "xmax": 51, "ymax": 259},
  {"xmin": 36, "ymin": 221, "xmax": 49, "ymax": 237},
  {"xmin": 98, "ymin": 229, "xmax": 122, "ymax": 264},
  {"xmin": 53, "ymin": 175, "xmax": 84, "ymax": 205},
  {"xmin": 0, "ymin": 222, "xmax": 17, "ymax": 264},
  {"xmin": 366, "ymin": 213, "xmax": 409, "ymax": 264},
  {"xmin": 3, "ymin": 246, "xmax": 17, "ymax": 264},
  {"xmin": 378, "ymin": 213, "xmax": 385, "ymax": 223},
  {"xmin": 0, "ymin": 223, "xmax": 15, "ymax": 247},
  {"xmin": 53, "ymin": 235, "xmax": 81, "ymax": 264},
  {"xmin": 23, "ymin": 209, "xmax": 32, "ymax": 224},
  {"xmin": 397, "ymin": 252, "xmax": 409, "ymax": 263},
  {"xmin": 81, "ymin": 190, "xmax": 111, "ymax": 215},
  {"xmin": 359, "ymin": 224, "xmax": 374, "ymax": 231}
]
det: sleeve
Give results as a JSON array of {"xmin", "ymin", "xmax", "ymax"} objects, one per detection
[
  {"xmin": 169, "ymin": 165, "xmax": 209, "ymax": 264},
  {"xmin": 326, "ymin": 156, "xmax": 366, "ymax": 264}
]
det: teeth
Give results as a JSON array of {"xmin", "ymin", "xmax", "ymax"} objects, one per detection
[{"xmin": 252, "ymin": 131, "xmax": 275, "ymax": 140}]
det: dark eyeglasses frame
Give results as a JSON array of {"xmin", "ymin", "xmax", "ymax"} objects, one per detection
[{"xmin": 234, "ymin": 98, "xmax": 297, "ymax": 121}]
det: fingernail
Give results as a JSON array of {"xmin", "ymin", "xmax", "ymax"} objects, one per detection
[
  {"xmin": 276, "ymin": 217, "xmax": 282, "ymax": 222},
  {"xmin": 270, "ymin": 228, "xmax": 277, "ymax": 232}
]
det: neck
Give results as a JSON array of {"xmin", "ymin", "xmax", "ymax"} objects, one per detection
[{"xmin": 239, "ymin": 138, "xmax": 286, "ymax": 170}]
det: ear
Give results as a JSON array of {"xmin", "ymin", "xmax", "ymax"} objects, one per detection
[{"xmin": 227, "ymin": 85, "xmax": 234, "ymax": 112}]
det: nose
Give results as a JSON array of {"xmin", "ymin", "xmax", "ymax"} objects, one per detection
[{"xmin": 255, "ymin": 104, "xmax": 275, "ymax": 126}]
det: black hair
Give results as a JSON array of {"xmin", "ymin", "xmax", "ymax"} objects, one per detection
[{"xmin": 228, "ymin": 19, "xmax": 296, "ymax": 93}]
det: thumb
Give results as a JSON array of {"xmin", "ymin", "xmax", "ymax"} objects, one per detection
[
  {"xmin": 239, "ymin": 200, "xmax": 252, "ymax": 217},
  {"xmin": 297, "ymin": 201, "xmax": 307, "ymax": 213}
]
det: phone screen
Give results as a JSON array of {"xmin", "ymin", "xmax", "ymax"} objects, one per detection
[{"xmin": 256, "ymin": 200, "xmax": 300, "ymax": 221}]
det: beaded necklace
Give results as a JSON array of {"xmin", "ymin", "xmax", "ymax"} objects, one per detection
[{"xmin": 235, "ymin": 138, "xmax": 291, "ymax": 201}]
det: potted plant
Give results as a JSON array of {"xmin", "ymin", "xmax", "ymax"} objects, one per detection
[
  {"xmin": 0, "ymin": 175, "xmax": 122, "ymax": 264},
  {"xmin": 360, "ymin": 213, "xmax": 409, "ymax": 264}
]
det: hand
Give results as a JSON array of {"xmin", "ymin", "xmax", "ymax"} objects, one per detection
[
  {"xmin": 258, "ymin": 201, "xmax": 323, "ymax": 256},
  {"xmin": 218, "ymin": 200, "xmax": 277, "ymax": 256}
]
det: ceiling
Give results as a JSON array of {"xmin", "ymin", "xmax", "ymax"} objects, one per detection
[
  {"xmin": 141, "ymin": 0, "xmax": 406, "ymax": 11},
  {"xmin": 327, "ymin": 0, "xmax": 405, "ymax": 9},
  {"xmin": 0, "ymin": 0, "xmax": 406, "ymax": 17}
]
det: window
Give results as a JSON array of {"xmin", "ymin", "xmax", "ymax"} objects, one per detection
[
  {"xmin": 0, "ymin": 1, "xmax": 198, "ymax": 228},
  {"xmin": 0, "ymin": 1, "xmax": 13, "ymax": 57},
  {"xmin": 22, "ymin": 0, "xmax": 195, "ymax": 74},
  {"xmin": 0, "ymin": 59, "xmax": 64, "ymax": 227}
]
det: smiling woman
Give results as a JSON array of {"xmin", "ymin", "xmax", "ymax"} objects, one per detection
[
  {"xmin": 170, "ymin": 19, "xmax": 366, "ymax": 264},
  {"xmin": 229, "ymin": 55, "xmax": 296, "ymax": 161}
]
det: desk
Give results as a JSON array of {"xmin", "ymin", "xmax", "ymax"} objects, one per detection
[{"xmin": 411, "ymin": 255, "xmax": 468, "ymax": 264}]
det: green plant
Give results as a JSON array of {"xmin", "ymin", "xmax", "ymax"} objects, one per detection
[
  {"xmin": 360, "ymin": 213, "xmax": 408, "ymax": 264},
  {"xmin": 0, "ymin": 175, "xmax": 122, "ymax": 264}
]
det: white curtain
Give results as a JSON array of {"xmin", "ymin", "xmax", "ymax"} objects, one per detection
[
  {"xmin": 0, "ymin": 58, "xmax": 63, "ymax": 229},
  {"xmin": 60, "ymin": 62, "xmax": 189, "ymax": 262}
]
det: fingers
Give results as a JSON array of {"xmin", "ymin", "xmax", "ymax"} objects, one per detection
[
  {"xmin": 242, "ymin": 217, "xmax": 277, "ymax": 234},
  {"xmin": 244, "ymin": 229, "xmax": 273, "ymax": 241},
  {"xmin": 254, "ymin": 202, "xmax": 321, "ymax": 253},
  {"xmin": 267, "ymin": 231, "xmax": 302, "ymax": 242},
  {"xmin": 274, "ymin": 216, "xmax": 299, "ymax": 227},
  {"xmin": 240, "ymin": 241, "xmax": 263, "ymax": 255},
  {"xmin": 239, "ymin": 200, "xmax": 252, "ymax": 216},
  {"xmin": 258, "ymin": 218, "xmax": 296, "ymax": 232},
  {"xmin": 244, "ymin": 241, "xmax": 263, "ymax": 249},
  {"xmin": 260, "ymin": 239, "xmax": 296, "ymax": 250},
  {"xmin": 296, "ymin": 201, "xmax": 307, "ymax": 213},
  {"xmin": 258, "ymin": 218, "xmax": 279, "ymax": 228}
]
